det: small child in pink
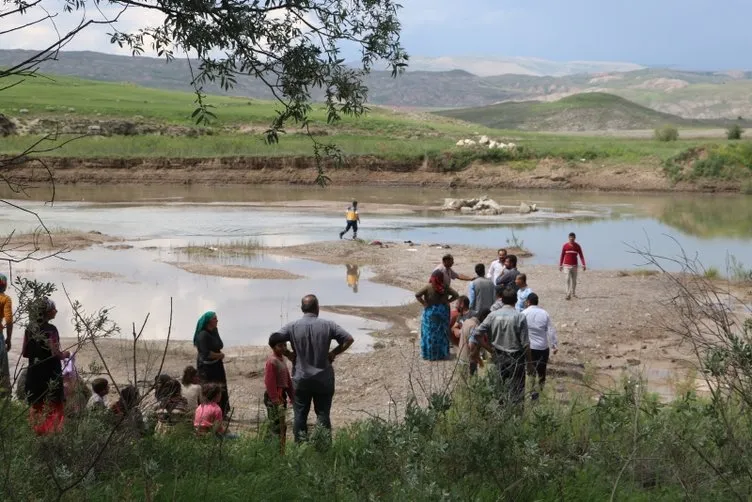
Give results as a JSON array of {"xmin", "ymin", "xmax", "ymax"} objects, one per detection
[{"xmin": 194, "ymin": 383, "xmax": 226, "ymax": 435}]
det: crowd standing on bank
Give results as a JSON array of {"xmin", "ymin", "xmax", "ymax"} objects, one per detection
[{"xmin": 0, "ymin": 205, "xmax": 583, "ymax": 450}]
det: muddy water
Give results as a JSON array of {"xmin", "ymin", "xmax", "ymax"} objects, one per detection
[
  {"xmin": 1, "ymin": 185, "xmax": 751, "ymax": 350},
  {"xmin": 11, "ymin": 247, "xmax": 413, "ymax": 349},
  {"xmin": 2, "ymin": 185, "xmax": 751, "ymax": 271}
]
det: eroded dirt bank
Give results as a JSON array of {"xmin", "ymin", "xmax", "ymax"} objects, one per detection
[{"xmin": 3, "ymin": 155, "xmax": 742, "ymax": 192}]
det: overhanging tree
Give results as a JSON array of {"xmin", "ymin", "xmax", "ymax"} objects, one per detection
[{"xmin": 1, "ymin": 0, "xmax": 408, "ymax": 189}]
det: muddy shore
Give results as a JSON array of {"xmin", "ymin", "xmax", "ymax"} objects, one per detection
[
  {"xmin": 3, "ymin": 155, "xmax": 743, "ymax": 192},
  {"xmin": 6, "ymin": 238, "xmax": 728, "ymax": 430}
]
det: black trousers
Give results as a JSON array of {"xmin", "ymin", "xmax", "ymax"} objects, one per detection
[
  {"xmin": 292, "ymin": 378, "xmax": 334, "ymax": 442},
  {"xmin": 530, "ymin": 348, "xmax": 550, "ymax": 387},
  {"xmin": 341, "ymin": 220, "xmax": 358, "ymax": 236},
  {"xmin": 493, "ymin": 349, "xmax": 527, "ymax": 408},
  {"xmin": 198, "ymin": 361, "xmax": 230, "ymax": 418}
]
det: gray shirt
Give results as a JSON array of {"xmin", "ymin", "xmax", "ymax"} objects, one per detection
[
  {"xmin": 278, "ymin": 313, "xmax": 353, "ymax": 384},
  {"xmin": 469, "ymin": 276, "xmax": 495, "ymax": 314},
  {"xmin": 474, "ymin": 305, "xmax": 529, "ymax": 353}
]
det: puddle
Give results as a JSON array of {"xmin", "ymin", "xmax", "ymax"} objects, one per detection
[{"xmin": 11, "ymin": 248, "xmax": 414, "ymax": 350}]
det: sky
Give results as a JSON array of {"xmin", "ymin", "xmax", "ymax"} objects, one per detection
[{"xmin": 1, "ymin": 0, "xmax": 750, "ymax": 70}]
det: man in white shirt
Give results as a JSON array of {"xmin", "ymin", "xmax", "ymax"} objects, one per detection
[
  {"xmin": 434, "ymin": 254, "xmax": 473, "ymax": 289},
  {"xmin": 522, "ymin": 293, "xmax": 558, "ymax": 401},
  {"xmin": 486, "ymin": 248, "xmax": 507, "ymax": 285}
]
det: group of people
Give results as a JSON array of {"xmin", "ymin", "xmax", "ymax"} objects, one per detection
[
  {"xmin": 0, "ymin": 220, "xmax": 587, "ymax": 443},
  {"xmin": 2, "ymin": 286, "xmax": 354, "ymax": 451},
  {"xmin": 416, "ymin": 233, "xmax": 586, "ymax": 406}
]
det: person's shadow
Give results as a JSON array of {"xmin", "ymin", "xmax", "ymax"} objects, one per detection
[{"xmin": 345, "ymin": 264, "xmax": 360, "ymax": 294}]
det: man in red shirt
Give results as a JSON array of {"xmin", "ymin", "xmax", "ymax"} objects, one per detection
[{"xmin": 559, "ymin": 232, "xmax": 586, "ymax": 300}]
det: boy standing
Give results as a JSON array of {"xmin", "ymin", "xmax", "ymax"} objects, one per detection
[
  {"xmin": 559, "ymin": 232, "xmax": 586, "ymax": 300},
  {"xmin": 339, "ymin": 200, "xmax": 360, "ymax": 240},
  {"xmin": 264, "ymin": 332, "xmax": 293, "ymax": 453}
]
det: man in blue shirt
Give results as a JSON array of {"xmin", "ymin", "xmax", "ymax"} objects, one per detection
[{"xmin": 515, "ymin": 274, "xmax": 533, "ymax": 312}]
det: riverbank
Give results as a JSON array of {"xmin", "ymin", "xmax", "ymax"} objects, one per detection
[
  {"xmin": 3, "ymin": 154, "xmax": 745, "ymax": 192},
  {"xmin": 5, "ymin": 238, "xmax": 729, "ymax": 430}
]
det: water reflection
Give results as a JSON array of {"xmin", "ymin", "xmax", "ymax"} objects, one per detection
[
  {"xmin": 345, "ymin": 264, "xmax": 360, "ymax": 294},
  {"xmin": 659, "ymin": 196, "xmax": 752, "ymax": 239},
  {"xmin": 9, "ymin": 248, "xmax": 414, "ymax": 349}
]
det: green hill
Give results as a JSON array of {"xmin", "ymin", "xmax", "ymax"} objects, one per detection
[
  {"xmin": 433, "ymin": 93, "xmax": 739, "ymax": 131},
  {"xmin": 4, "ymin": 49, "xmax": 752, "ymax": 118}
]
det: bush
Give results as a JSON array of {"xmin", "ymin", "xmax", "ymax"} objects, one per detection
[
  {"xmin": 654, "ymin": 125, "xmax": 679, "ymax": 142},
  {"xmin": 727, "ymin": 124, "xmax": 744, "ymax": 140}
]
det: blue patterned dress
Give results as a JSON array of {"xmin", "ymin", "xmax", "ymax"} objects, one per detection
[{"xmin": 421, "ymin": 303, "xmax": 450, "ymax": 361}]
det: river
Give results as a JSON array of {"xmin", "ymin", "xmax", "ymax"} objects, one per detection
[{"xmin": 1, "ymin": 185, "xmax": 750, "ymax": 346}]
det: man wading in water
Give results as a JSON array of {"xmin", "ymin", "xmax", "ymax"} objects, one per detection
[{"xmin": 339, "ymin": 201, "xmax": 360, "ymax": 240}]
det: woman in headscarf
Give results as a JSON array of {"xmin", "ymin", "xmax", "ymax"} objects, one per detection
[
  {"xmin": 193, "ymin": 312, "xmax": 229, "ymax": 417},
  {"xmin": 415, "ymin": 270, "xmax": 459, "ymax": 361},
  {"xmin": 22, "ymin": 298, "xmax": 70, "ymax": 435}
]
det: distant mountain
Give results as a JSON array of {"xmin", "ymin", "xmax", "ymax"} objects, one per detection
[
  {"xmin": 397, "ymin": 56, "xmax": 644, "ymax": 77},
  {"xmin": 3, "ymin": 50, "xmax": 752, "ymax": 119},
  {"xmin": 434, "ymin": 93, "xmax": 743, "ymax": 131}
]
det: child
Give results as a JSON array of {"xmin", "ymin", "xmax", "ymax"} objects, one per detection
[
  {"xmin": 154, "ymin": 378, "xmax": 188, "ymax": 436},
  {"xmin": 194, "ymin": 383, "xmax": 227, "ymax": 436},
  {"xmin": 110, "ymin": 384, "xmax": 145, "ymax": 436},
  {"xmin": 181, "ymin": 366, "xmax": 202, "ymax": 413},
  {"xmin": 87, "ymin": 378, "xmax": 109, "ymax": 410},
  {"xmin": 339, "ymin": 200, "xmax": 360, "ymax": 240},
  {"xmin": 264, "ymin": 332, "xmax": 293, "ymax": 454}
]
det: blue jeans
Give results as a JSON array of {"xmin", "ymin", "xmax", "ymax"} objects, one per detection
[{"xmin": 292, "ymin": 378, "xmax": 334, "ymax": 442}]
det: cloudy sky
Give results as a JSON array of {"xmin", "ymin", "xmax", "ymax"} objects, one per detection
[{"xmin": 2, "ymin": 0, "xmax": 750, "ymax": 69}]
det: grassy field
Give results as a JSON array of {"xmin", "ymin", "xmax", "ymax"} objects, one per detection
[
  {"xmin": 0, "ymin": 74, "xmax": 485, "ymax": 138},
  {"xmin": 2, "ymin": 74, "xmax": 752, "ymax": 186}
]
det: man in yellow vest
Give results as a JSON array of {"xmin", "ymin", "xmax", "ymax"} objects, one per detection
[{"xmin": 339, "ymin": 200, "xmax": 360, "ymax": 240}]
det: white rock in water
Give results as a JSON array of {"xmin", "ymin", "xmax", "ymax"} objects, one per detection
[
  {"xmin": 488, "ymin": 140, "xmax": 498, "ymax": 149},
  {"xmin": 456, "ymin": 140, "xmax": 464, "ymax": 146},
  {"xmin": 19, "ymin": 108, "xmax": 29, "ymax": 114},
  {"xmin": 442, "ymin": 198, "xmax": 463, "ymax": 210},
  {"xmin": 497, "ymin": 142, "xmax": 507, "ymax": 149},
  {"xmin": 519, "ymin": 202, "xmax": 533, "ymax": 214},
  {"xmin": 479, "ymin": 135, "xmax": 490, "ymax": 145},
  {"xmin": 465, "ymin": 139, "xmax": 477, "ymax": 146},
  {"xmin": 507, "ymin": 142, "xmax": 517, "ymax": 148}
]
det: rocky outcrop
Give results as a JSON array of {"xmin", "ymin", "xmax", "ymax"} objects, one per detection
[
  {"xmin": 0, "ymin": 114, "xmax": 16, "ymax": 137},
  {"xmin": 11, "ymin": 117, "xmax": 212, "ymax": 137},
  {"xmin": 456, "ymin": 136, "xmax": 517, "ymax": 150},
  {"xmin": 442, "ymin": 196, "xmax": 539, "ymax": 216},
  {"xmin": 519, "ymin": 202, "xmax": 538, "ymax": 214}
]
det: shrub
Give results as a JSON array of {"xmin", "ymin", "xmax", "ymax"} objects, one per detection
[
  {"xmin": 654, "ymin": 125, "xmax": 679, "ymax": 142},
  {"xmin": 703, "ymin": 266, "xmax": 720, "ymax": 280},
  {"xmin": 727, "ymin": 124, "xmax": 744, "ymax": 140},
  {"xmin": 742, "ymin": 179, "xmax": 752, "ymax": 195}
]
